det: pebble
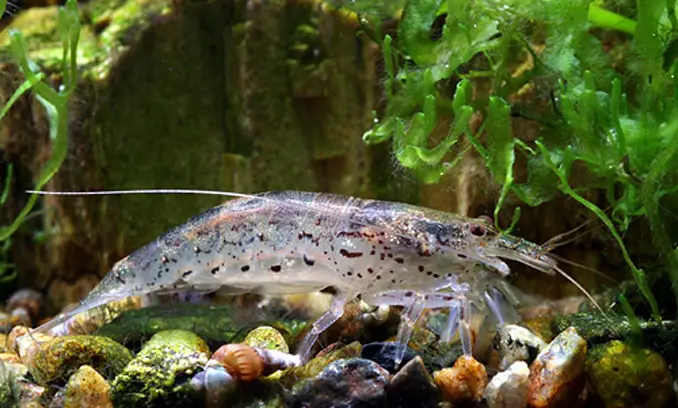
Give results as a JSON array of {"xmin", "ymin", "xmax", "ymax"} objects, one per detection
[
  {"xmin": 28, "ymin": 335, "xmax": 132, "ymax": 385},
  {"xmin": 527, "ymin": 327, "xmax": 587, "ymax": 408},
  {"xmin": 281, "ymin": 341, "xmax": 362, "ymax": 387},
  {"xmin": 110, "ymin": 330, "xmax": 209, "ymax": 407},
  {"xmin": 586, "ymin": 340, "xmax": 673, "ymax": 408},
  {"xmin": 63, "ymin": 365, "xmax": 113, "ymax": 408},
  {"xmin": 360, "ymin": 342, "xmax": 416, "ymax": 373},
  {"xmin": 7, "ymin": 289, "xmax": 43, "ymax": 326},
  {"xmin": 434, "ymin": 355, "xmax": 488, "ymax": 403},
  {"xmin": 494, "ymin": 324, "xmax": 547, "ymax": 370},
  {"xmin": 387, "ymin": 356, "xmax": 439, "ymax": 408},
  {"xmin": 243, "ymin": 326, "xmax": 289, "ymax": 353},
  {"xmin": 288, "ymin": 358, "xmax": 390, "ymax": 408},
  {"xmin": 484, "ymin": 361, "xmax": 530, "ymax": 408}
]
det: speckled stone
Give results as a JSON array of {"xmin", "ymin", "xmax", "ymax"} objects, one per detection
[
  {"xmin": 434, "ymin": 355, "xmax": 488, "ymax": 403},
  {"xmin": 288, "ymin": 358, "xmax": 390, "ymax": 408},
  {"xmin": 64, "ymin": 365, "xmax": 113, "ymax": 408},
  {"xmin": 527, "ymin": 327, "xmax": 587, "ymax": 408}
]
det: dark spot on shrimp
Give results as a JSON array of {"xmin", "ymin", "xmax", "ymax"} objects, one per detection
[
  {"xmin": 357, "ymin": 273, "xmax": 363, "ymax": 278},
  {"xmin": 433, "ymin": 274, "xmax": 440, "ymax": 278},
  {"xmin": 367, "ymin": 268, "xmax": 374, "ymax": 274},
  {"xmin": 376, "ymin": 275, "xmax": 382, "ymax": 280},
  {"xmin": 303, "ymin": 255, "xmax": 315, "ymax": 266},
  {"xmin": 161, "ymin": 256, "xmax": 169, "ymax": 264},
  {"xmin": 347, "ymin": 271, "xmax": 353, "ymax": 276},
  {"xmin": 115, "ymin": 274, "xmax": 126, "ymax": 284},
  {"xmin": 426, "ymin": 271, "xmax": 433, "ymax": 276},
  {"xmin": 405, "ymin": 291, "xmax": 413, "ymax": 297},
  {"xmin": 458, "ymin": 253, "xmax": 468, "ymax": 259},
  {"xmin": 418, "ymin": 265, "xmax": 425, "ymax": 272},
  {"xmin": 193, "ymin": 246, "xmax": 201, "ymax": 254},
  {"xmin": 211, "ymin": 267, "xmax": 219, "ymax": 275},
  {"xmin": 181, "ymin": 270, "xmax": 194, "ymax": 278},
  {"xmin": 271, "ymin": 265, "xmax": 282, "ymax": 273},
  {"xmin": 258, "ymin": 233, "xmax": 265, "ymax": 241},
  {"xmin": 241, "ymin": 265, "xmax": 250, "ymax": 272},
  {"xmin": 394, "ymin": 257, "xmax": 404, "ymax": 264},
  {"xmin": 340, "ymin": 249, "xmax": 363, "ymax": 258}
]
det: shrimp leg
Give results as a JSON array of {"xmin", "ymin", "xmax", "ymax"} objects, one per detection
[
  {"xmin": 459, "ymin": 297, "xmax": 473, "ymax": 355},
  {"xmin": 295, "ymin": 291, "xmax": 350, "ymax": 363}
]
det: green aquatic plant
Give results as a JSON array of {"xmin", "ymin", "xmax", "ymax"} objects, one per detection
[
  {"xmin": 356, "ymin": 0, "xmax": 678, "ymax": 321},
  {"xmin": 0, "ymin": 0, "xmax": 80, "ymax": 269}
]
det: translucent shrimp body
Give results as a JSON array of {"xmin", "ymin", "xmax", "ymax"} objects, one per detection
[{"xmin": 34, "ymin": 191, "xmax": 561, "ymax": 363}]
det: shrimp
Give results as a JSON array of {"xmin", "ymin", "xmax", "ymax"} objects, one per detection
[{"xmin": 31, "ymin": 189, "xmax": 597, "ymax": 364}]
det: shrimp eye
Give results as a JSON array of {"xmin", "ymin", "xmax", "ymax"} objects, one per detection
[{"xmin": 470, "ymin": 224, "xmax": 486, "ymax": 237}]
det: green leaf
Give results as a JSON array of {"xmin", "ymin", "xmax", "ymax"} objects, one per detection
[{"xmin": 399, "ymin": 0, "xmax": 445, "ymax": 65}]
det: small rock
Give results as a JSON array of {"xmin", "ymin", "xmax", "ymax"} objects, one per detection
[
  {"xmin": 360, "ymin": 342, "xmax": 416, "ymax": 373},
  {"xmin": 64, "ymin": 365, "xmax": 113, "ymax": 408},
  {"xmin": 586, "ymin": 340, "xmax": 673, "ymax": 408},
  {"xmin": 527, "ymin": 327, "xmax": 587, "ymax": 408},
  {"xmin": 110, "ymin": 329, "xmax": 210, "ymax": 407},
  {"xmin": 494, "ymin": 324, "xmax": 547, "ymax": 370},
  {"xmin": 7, "ymin": 289, "xmax": 43, "ymax": 326},
  {"xmin": 434, "ymin": 355, "xmax": 488, "ymax": 403},
  {"xmin": 387, "ymin": 356, "xmax": 439, "ymax": 408},
  {"xmin": 484, "ymin": 361, "xmax": 530, "ymax": 408},
  {"xmin": 29, "ymin": 335, "xmax": 132, "ymax": 385},
  {"xmin": 243, "ymin": 326, "xmax": 289, "ymax": 353},
  {"xmin": 280, "ymin": 341, "xmax": 362, "ymax": 387},
  {"xmin": 288, "ymin": 358, "xmax": 390, "ymax": 408}
]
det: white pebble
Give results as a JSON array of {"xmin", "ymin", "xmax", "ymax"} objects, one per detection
[{"xmin": 483, "ymin": 361, "xmax": 530, "ymax": 408}]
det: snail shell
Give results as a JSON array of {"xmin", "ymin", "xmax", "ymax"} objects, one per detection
[{"xmin": 211, "ymin": 344, "xmax": 264, "ymax": 381}]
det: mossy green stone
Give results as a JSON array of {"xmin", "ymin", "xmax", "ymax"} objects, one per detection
[
  {"xmin": 110, "ymin": 330, "xmax": 209, "ymax": 408},
  {"xmin": 586, "ymin": 340, "xmax": 673, "ymax": 408},
  {"xmin": 30, "ymin": 335, "xmax": 132, "ymax": 385},
  {"xmin": 243, "ymin": 326, "xmax": 289, "ymax": 353}
]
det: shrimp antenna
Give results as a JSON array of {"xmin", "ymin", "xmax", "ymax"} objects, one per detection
[
  {"xmin": 541, "ymin": 217, "xmax": 603, "ymax": 251},
  {"xmin": 26, "ymin": 188, "xmax": 260, "ymax": 199},
  {"xmin": 547, "ymin": 253, "xmax": 618, "ymax": 284},
  {"xmin": 552, "ymin": 265, "xmax": 605, "ymax": 313}
]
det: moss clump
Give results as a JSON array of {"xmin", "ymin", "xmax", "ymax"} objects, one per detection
[
  {"xmin": 551, "ymin": 313, "xmax": 628, "ymax": 343},
  {"xmin": 110, "ymin": 330, "xmax": 209, "ymax": 408},
  {"xmin": 30, "ymin": 335, "xmax": 132, "ymax": 385},
  {"xmin": 586, "ymin": 340, "xmax": 673, "ymax": 408}
]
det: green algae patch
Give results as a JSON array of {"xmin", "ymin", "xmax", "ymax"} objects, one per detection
[
  {"xmin": 110, "ymin": 330, "xmax": 209, "ymax": 408},
  {"xmin": 586, "ymin": 340, "xmax": 673, "ymax": 408},
  {"xmin": 97, "ymin": 303, "xmax": 307, "ymax": 351},
  {"xmin": 551, "ymin": 313, "xmax": 628, "ymax": 343},
  {"xmin": 30, "ymin": 335, "xmax": 132, "ymax": 385}
]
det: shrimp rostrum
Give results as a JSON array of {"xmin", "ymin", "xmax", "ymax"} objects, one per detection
[{"xmin": 34, "ymin": 190, "xmax": 578, "ymax": 364}]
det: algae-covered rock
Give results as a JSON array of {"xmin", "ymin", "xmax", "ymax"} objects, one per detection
[
  {"xmin": 551, "ymin": 313, "xmax": 627, "ymax": 343},
  {"xmin": 586, "ymin": 340, "xmax": 673, "ymax": 408},
  {"xmin": 97, "ymin": 303, "xmax": 305, "ymax": 351},
  {"xmin": 64, "ymin": 365, "xmax": 113, "ymax": 408},
  {"xmin": 279, "ymin": 341, "xmax": 362, "ymax": 387},
  {"xmin": 29, "ymin": 335, "xmax": 132, "ymax": 384},
  {"xmin": 243, "ymin": 326, "xmax": 289, "ymax": 353},
  {"xmin": 110, "ymin": 329, "xmax": 209, "ymax": 407}
]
